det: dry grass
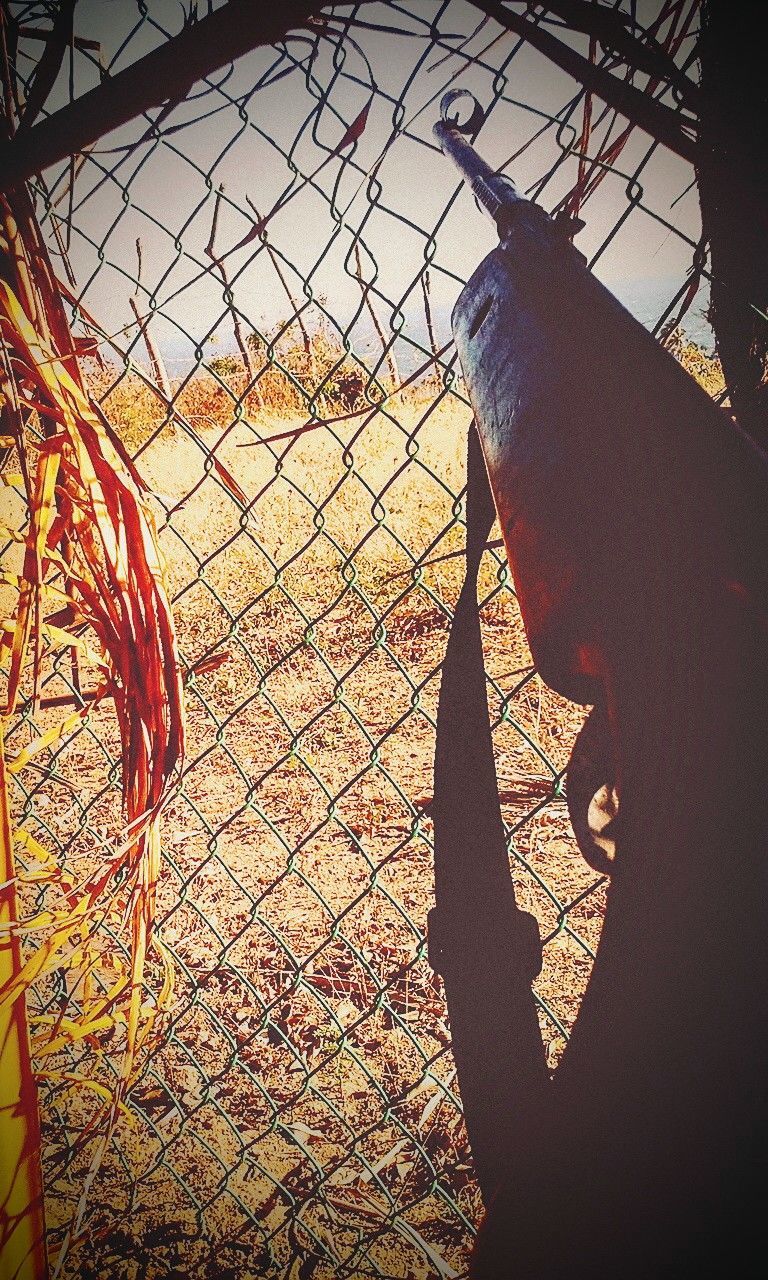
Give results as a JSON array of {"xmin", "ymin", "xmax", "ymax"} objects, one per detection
[
  {"xmin": 16, "ymin": 367, "xmax": 591, "ymax": 1278},
  {"xmin": 14, "ymin": 333, "xmax": 718, "ymax": 1277}
]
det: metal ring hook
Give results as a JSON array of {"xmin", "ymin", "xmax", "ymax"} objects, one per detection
[{"xmin": 439, "ymin": 90, "xmax": 485, "ymax": 137}]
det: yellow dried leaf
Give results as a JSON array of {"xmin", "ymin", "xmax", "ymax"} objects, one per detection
[{"xmin": 7, "ymin": 709, "xmax": 85, "ymax": 774}]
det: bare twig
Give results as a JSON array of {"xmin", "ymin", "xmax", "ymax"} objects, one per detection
[
  {"xmin": 130, "ymin": 238, "xmax": 171, "ymax": 398},
  {"xmin": 206, "ymin": 184, "xmax": 256, "ymax": 386},
  {"xmin": 354, "ymin": 242, "xmax": 399, "ymax": 389},
  {"xmin": 16, "ymin": 26, "xmax": 99, "ymax": 54},
  {"xmin": 421, "ymin": 268, "xmax": 437, "ymax": 359},
  {"xmin": 246, "ymin": 195, "xmax": 312, "ymax": 356}
]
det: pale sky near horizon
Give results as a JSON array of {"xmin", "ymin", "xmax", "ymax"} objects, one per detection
[{"xmin": 21, "ymin": 0, "xmax": 705, "ymax": 368}]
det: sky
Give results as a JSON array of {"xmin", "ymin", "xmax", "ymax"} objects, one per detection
[{"xmin": 17, "ymin": 0, "xmax": 708, "ymax": 371}]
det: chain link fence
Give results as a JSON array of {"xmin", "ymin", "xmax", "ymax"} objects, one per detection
[{"xmin": 4, "ymin": 2, "xmax": 713, "ymax": 1275}]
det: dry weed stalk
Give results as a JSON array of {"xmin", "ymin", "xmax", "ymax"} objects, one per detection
[{"xmin": 129, "ymin": 238, "xmax": 171, "ymax": 399}]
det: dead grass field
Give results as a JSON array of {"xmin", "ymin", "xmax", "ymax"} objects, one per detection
[{"xmin": 19, "ymin": 340, "xmax": 723, "ymax": 1277}]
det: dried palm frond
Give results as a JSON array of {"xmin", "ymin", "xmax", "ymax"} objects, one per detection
[
  {"xmin": 0, "ymin": 733, "xmax": 48, "ymax": 1280},
  {"xmin": 0, "ymin": 174, "xmax": 185, "ymax": 1275}
]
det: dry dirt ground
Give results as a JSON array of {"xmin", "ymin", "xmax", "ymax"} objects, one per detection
[{"xmin": 20, "ymin": 386, "xmax": 604, "ymax": 1279}]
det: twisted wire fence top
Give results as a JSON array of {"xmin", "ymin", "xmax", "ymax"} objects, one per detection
[{"xmin": 1, "ymin": 3, "xmax": 714, "ymax": 1276}]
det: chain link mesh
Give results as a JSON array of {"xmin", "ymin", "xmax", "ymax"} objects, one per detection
[{"xmin": 3, "ymin": 2, "xmax": 712, "ymax": 1275}]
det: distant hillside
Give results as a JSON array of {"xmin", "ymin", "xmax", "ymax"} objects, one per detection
[{"xmin": 155, "ymin": 273, "xmax": 714, "ymax": 379}]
